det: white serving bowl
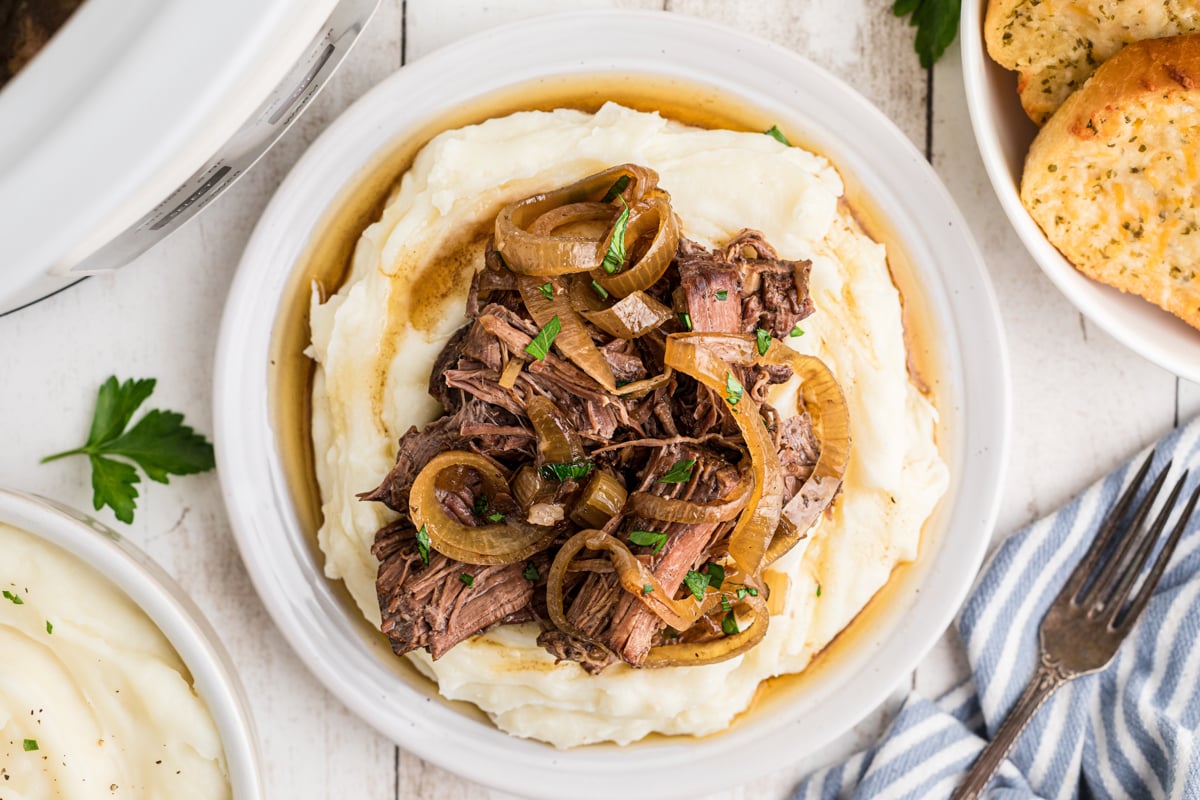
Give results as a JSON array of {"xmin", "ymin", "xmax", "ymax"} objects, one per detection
[
  {"xmin": 0, "ymin": 489, "xmax": 264, "ymax": 799},
  {"xmin": 961, "ymin": 0, "xmax": 1200, "ymax": 383},
  {"xmin": 215, "ymin": 10, "xmax": 1009, "ymax": 797}
]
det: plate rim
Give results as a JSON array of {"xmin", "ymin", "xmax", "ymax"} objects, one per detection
[{"xmin": 215, "ymin": 9, "xmax": 1011, "ymax": 796}]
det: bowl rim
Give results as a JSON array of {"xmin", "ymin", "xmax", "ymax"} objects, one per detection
[
  {"xmin": 960, "ymin": 0, "xmax": 1200, "ymax": 383},
  {"xmin": 215, "ymin": 9, "xmax": 1010, "ymax": 796},
  {"xmin": 0, "ymin": 489, "xmax": 264, "ymax": 799}
]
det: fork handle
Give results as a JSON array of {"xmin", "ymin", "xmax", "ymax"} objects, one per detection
[{"xmin": 950, "ymin": 655, "xmax": 1071, "ymax": 800}]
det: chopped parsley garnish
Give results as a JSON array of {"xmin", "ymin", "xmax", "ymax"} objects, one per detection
[
  {"xmin": 725, "ymin": 372, "xmax": 744, "ymax": 406},
  {"xmin": 3, "ymin": 590, "xmax": 22, "ymax": 605},
  {"xmin": 789, "ymin": 324, "xmax": 805, "ymax": 337},
  {"xmin": 736, "ymin": 586, "xmax": 760, "ymax": 600},
  {"xmin": 539, "ymin": 459, "xmax": 594, "ymax": 482},
  {"xmin": 642, "ymin": 584, "xmax": 654, "ymax": 595},
  {"xmin": 683, "ymin": 570, "xmax": 710, "ymax": 601},
  {"xmin": 486, "ymin": 512, "xmax": 505, "ymax": 523},
  {"xmin": 415, "ymin": 525, "xmax": 431, "ymax": 565},
  {"xmin": 601, "ymin": 198, "xmax": 630, "ymax": 274},
  {"xmin": 816, "ymin": 583, "xmax": 823, "ymax": 597},
  {"xmin": 721, "ymin": 610, "xmax": 740, "ymax": 636},
  {"xmin": 473, "ymin": 496, "xmax": 488, "ymax": 516},
  {"xmin": 523, "ymin": 563, "xmax": 540, "ymax": 583},
  {"xmin": 602, "ymin": 174, "xmax": 631, "ymax": 202},
  {"xmin": 41, "ymin": 376, "xmax": 215, "ymax": 524},
  {"xmin": 720, "ymin": 595, "xmax": 733, "ymax": 612},
  {"xmin": 459, "ymin": 573, "xmax": 475, "ymax": 589},
  {"xmin": 591, "ymin": 280, "xmax": 609, "ymax": 300},
  {"xmin": 524, "ymin": 315, "xmax": 561, "ymax": 361},
  {"xmin": 679, "ymin": 312, "xmax": 693, "ymax": 331},
  {"xmin": 537, "ymin": 282, "xmax": 554, "ymax": 300},
  {"xmin": 706, "ymin": 562, "xmax": 726, "ymax": 591},
  {"xmin": 628, "ymin": 529, "xmax": 668, "ymax": 553},
  {"xmin": 23, "ymin": 739, "xmax": 38, "ymax": 752},
  {"xmin": 658, "ymin": 458, "xmax": 696, "ymax": 484},
  {"xmin": 764, "ymin": 125, "xmax": 790, "ymax": 146},
  {"xmin": 45, "ymin": 620, "xmax": 53, "ymax": 634},
  {"xmin": 715, "ymin": 290, "xmax": 728, "ymax": 301},
  {"xmin": 755, "ymin": 328, "xmax": 771, "ymax": 356}
]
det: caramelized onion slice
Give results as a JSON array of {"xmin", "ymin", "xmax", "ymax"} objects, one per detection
[
  {"xmin": 591, "ymin": 192, "xmax": 680, "ymax": 298},
  {"xmin": 628, "ymin": 464, "xmax": 753, "ymax": 524},
  {"xmin": 526, "ymin": 396, "xmax": 585, "ymax": 465},
  {"xmin": 643, "ymin": 594, "xmax": 770, "ymax": 668},
  {"xmin": 408, "ymin": 451, "xmax": 557, "ymax": 566},
  {"xmin": 495, "ymin": 165, "xmax": 659, "ymax": 275},
  {"xmin": 547, "ymin": 529, "xmax": 707, "ymax": 638},
  {"xmin": 666, "ymin": 332, "xmax": 850, "ymax": 564},
  {"xmin": 519, "ymin": 276, "xmax": 672, "ymax": 397},
  {"xmin": 582, "ymin": 290, "xmax": 674, "ymax": 339},
  {"xmin": 663, "ymin": 334, "xmax": 783, "ymax": 576}
]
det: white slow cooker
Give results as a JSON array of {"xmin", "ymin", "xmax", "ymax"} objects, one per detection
[{"xmin": 0, "ymin": 0, "xmax": 379, "ymax": 314}]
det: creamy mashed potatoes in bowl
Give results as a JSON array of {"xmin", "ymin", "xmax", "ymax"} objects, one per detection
[
  {"xmin": 214, "ymin": 11, "xmax": 1008, "ymax": 798},
  {"xmin": 0, "ymin": 490, "xmax": 263, "ymax": 800}
]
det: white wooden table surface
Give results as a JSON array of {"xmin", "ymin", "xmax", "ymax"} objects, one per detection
[{"xmin": 3, "ymin": 1, "xmax": 1198, "ymax": 797}]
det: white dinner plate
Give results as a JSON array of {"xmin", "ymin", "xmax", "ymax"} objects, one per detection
[
  {"xmin": 961, "ymin": 0, "xmax": 1200, "ymax": 383},
  {"xmin": 215, "ymin": 11, "xmax": 1009, "ymax": 797}
]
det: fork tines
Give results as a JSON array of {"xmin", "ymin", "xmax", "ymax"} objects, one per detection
[{"xmin": 1062, "ymin": 451, "xmax": 1200, "ymax": 631}]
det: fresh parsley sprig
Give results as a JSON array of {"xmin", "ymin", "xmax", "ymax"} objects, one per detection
[
  {"xmin": 893, "ymin": 0, "xmax": 960, "ymax": 68},
  {"xmin": 41, "ymin": 377, "xmax": 215, "ymax": 524}
]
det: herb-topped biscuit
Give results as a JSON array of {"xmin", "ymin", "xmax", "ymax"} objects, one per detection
[
  {"xmin": 985, "ymin": 0, "xmax": 1200, "ymax": 125},
  {"xmin": 1021, "ymin": 34, "xmax": 1200, "ymax": 330}
]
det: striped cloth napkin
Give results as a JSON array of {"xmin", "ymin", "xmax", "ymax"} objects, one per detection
[{"xmin": 795, "ymin": 417, "xmax": 1200, "ymax": 800}]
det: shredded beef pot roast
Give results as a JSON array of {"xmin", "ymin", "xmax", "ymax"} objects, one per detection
[{"xmin": 363, "ymin": 164, "xmax": 851, "ymax": 672}]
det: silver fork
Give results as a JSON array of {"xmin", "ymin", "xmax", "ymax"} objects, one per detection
[{"xmin": 952, "ymin": 453, "xmax": 1200, "ymax": 800}]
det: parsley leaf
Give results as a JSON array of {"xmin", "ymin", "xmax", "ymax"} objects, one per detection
[
  {"xmin": 721, "ymin": 610, "xmax": 740, "ymax": 636},
  {"xmin": 23, "ymin": 739, "xmax": 38, "ymax": 752},
  {"xmin": 460, "ymin": 573, "xmax": 475, "ymax": 588},
  {"xmin": 591, "ymin": 280, "xmax": 609, "ymax": 301},
  {"xmin": 538, "ymin": 282, "xmax": 554, "ymax": 300},
  {"xmin": 715, "ymin": 289, "xmax": 728, "ymax": 301},
  {"xmin": 642, "ymin": 584, "xmax": 654, "ymax": 595},
  {"xmin": 45, "ymin": 620, "xmax": 53, "ymax": 634},
  {"xmin": 755, "ymin": 328, "xmax": 771, "ymax": 356},
  {"xmin": 524, "ymin": 316, "xmax": 561, "ymax": 361},
  {"xmin": 816, "ymin": 583, "xmax": 823, "ymax": 597},
  {"xmin": 3, "ymin": 589, "xmax": 23, "ymax": 605},
  {"xmin": 601, "ymin": 198, "xmax": 630, "ymax": 274},
  {"xmin": 628, "ymin": 529, "xmax": 668, "ymax": 553},
  {"xmin": 725, "ymin": 372, "xmax": 744, "ymax": 406},
  {"xmin": 473, "ymin": 496, "xmax": 488, "ymax": 516},
  {"xmin": 764, "ymin": 125, "xmax": 790, "ymax": 146},
  {"xmin": 415, "ymin": 525, "xmax": 431, "ymax": 565},
  {"xmin": 486, "ymin": 512, "xmax": 505, "ymax": 523},
  {"xmin": 679, "ymin": 312, "xmax": 693, "ymax": 331},
  {"xmin": 789, "ymin": 324, "xmax": 805, "ymax": 338},
  {"xmin": 602, "ymin": 174, "xmax": 631, "ymax": 202},
  {"xmin": 658, "ymin": 458, "xmax": 696, "ymax": 484},
  {"xmin": 683, "ymin": 570, "xmax": 710, "ymax": 601},
  {"xmin": 523, "ymin": 563, "xmax": 540, "ymax": 582},
  {"xmin": 706, "ymin": 562, "xmax": 726, "ymax": 591},
  {"xmin": 41, "ymin": 377, "xmax": 215, "ymax": 524},
  {"xmin": 539, "ymin": 459, "xmax": 594, "ymax": 482},
  {"xmin": 893, "ymin": 0, "xmax": 960, "ymax": 68}
]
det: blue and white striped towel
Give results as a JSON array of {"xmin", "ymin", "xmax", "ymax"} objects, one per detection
[{"xmin": 795, "ymin": 417, "xmax": 1200, "ymax": 800}]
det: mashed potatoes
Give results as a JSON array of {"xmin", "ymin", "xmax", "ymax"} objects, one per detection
[
  {"xmin": 0, "ymin": 523, "xmax": 230, "ymax": 798},
  {"xmin": 309, "ymin": 102, "xmax": 947, "ymax": 747}
]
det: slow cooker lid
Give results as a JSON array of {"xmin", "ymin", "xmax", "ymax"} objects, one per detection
[{"xmin": 0, "ymin": 0, "xmax": 342, "ymax": 300}]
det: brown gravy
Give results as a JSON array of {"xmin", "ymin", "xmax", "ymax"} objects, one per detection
[{"xmin": 267, "ymin": 72, "xmax": 952, "ymax": 737}]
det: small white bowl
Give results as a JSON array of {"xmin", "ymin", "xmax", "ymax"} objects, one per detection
[
  {"xmin": 0, "ymin": 489, "xmax": 264, "ymax": 799},
  {"xmin": 216, "ymin": 10, "xmax": 1009, "ymax": 797},
  {"xmin": 961, "ymin": 0, "xmax": 1200, "ymax": 382}
]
